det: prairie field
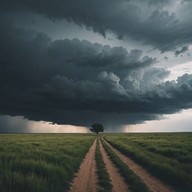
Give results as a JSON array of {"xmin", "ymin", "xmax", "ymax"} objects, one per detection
[
  {"xmin": 104, "ymin": 133, "xmax": 192, "ymax": 192},
  {"xmin": 0, "ymin": 134, "xmax": 95, "ymax": 192},
  {"xmin": 0, "ymin": 133, "xmax": 192, "ymax": 192}
]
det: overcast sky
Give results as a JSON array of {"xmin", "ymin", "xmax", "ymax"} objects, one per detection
[{"xmin": 0, "ymin": 0, "xmax": 192, "ymax": 132}]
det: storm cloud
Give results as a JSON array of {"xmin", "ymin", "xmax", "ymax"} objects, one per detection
[
  {"xmin": 0, "ymin": 14, "xmax": 192, "ymax": 129},
  {"xmin": 0, "ymin": 1, "xmax": 192, "ymax": 131},
  {"xmin": 1, "ymin": 0, "xmax": 192, "ymax": 53}
]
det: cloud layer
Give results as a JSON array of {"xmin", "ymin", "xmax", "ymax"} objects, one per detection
[
  {"xmin": 0, "ymin": 14, "xmax": 192, "ymax": 129},
  {"xmin": 1, "ymin": 0, "xmax": 192, "ymax": 53},
  {"xmin": 1, "ymin": 1, "xmax": 192, "ymax": 131}
]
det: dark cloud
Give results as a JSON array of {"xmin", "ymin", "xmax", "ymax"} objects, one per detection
[
  {"xmin": 0, "ymin": 14, "xmax": 192, "ymax": 130},
  {"xmin": 1, "ymin": 0, "xmax": 192, "ymax": 53},
  {"xmin": 0, "ymin": 16, "xmax": 155, "ymax": 127},
  {"xmin": 182, "ymin": 0, "xmax": 192, "ymax": 3},
  {"xmin": 175, "ymin": 46, "xmax": 189, "ymax": 56},
  {"xmin": 145, "ymin": 0, "xmax": 172, "ymax": 6}
]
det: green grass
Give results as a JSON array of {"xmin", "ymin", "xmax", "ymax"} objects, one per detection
[
  {"xmin": 104, "ymin": 133, "xmax": 192, "ymax": 192},
  {"xmin": 0, "ymin": 134, "xmax": 95, "ymax": 192},
  {"xmin": 101, "ymin": 138, "xmax": 149, "ymax": 192},
  {"xmin": 95, "ymin": 138, "xmax": 112, "ymax": 192}
]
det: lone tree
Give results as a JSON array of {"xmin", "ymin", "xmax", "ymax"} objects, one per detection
[{"xmin": 90, "ymin": 123, "xmax": 104, "ymax": 135}]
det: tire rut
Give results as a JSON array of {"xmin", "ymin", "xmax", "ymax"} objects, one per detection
[
  {"xmin": 103, "ymin": 138, "xmax": 173, "ymax": 192},
  {"xmin": 69, "ymin": 139, "xmax": 98, "ymax": 192}
]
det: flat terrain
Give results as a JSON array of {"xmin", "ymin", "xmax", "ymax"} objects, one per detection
[
  {"xmin": 105, "ymin": 133, "xmax": 192, "ymax": 192},
  {"xmin": 0, "ymin": 134, "xmax": 95, "ymax": 192},
  {"xmin": 0, "ymin": 133, "xmax": 192, "ymax": 192},
  {"xmin": 99, "ymin": 140, "xmax": 129, "ymax": 192},
  {"xmin": 103, "ymin": 138, "xmax": 172, "ymax": 192},
  {"xmin": 70, "ymin": 139, "xmax": 98, "ymax": 192}
]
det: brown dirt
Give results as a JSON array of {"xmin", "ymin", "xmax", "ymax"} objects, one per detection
[
  {"xmin": 103, "ymin": 139, "xmax": 173, "ymax": 192},
  {"xmin": 99, "ymin": 140, "xmax": 130, "ymax": 192},
  {"xmin": 69, "ymin": 139, "xmax": 98, "ymax": 192}
]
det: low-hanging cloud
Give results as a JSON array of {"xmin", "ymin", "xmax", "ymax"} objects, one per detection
[{"xmin": 0, "ymin": 15, "xmax": 192, "ymax": 131}]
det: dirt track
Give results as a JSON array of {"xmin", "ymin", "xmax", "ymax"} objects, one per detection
[
  {"xmin": 103, "ymin": 139, "xmax": 173, "ymax": 192},
  {"xmin": 69, "ymin": 139, "xmax": 98, "ymax": 192},
  {"xmin": 99, "ymin": 140, "xmax": 129, "ymax": 192},
  {"xmin": 69, "ymin": 137, "xmax": 173, "ymax": 192}
]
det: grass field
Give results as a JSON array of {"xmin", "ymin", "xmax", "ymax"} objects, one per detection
[
  {"xmin": 0, "ymin": 134, "xmax": 95, "ymax": 192},
  {"xmin": 1, "ymin": 133, "xmax": 192, "ymax": 192},
  {"xmin": 101, "ymin": 138, "xmax": 149, "ymax": 192},
  {"xmin": 104, "ymin": 133, "xmax": 192, "ymax": 192}
]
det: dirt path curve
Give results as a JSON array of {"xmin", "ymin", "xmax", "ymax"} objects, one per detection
[
  {"xmin": 103, "ymin": 138, "xmax": 173, "ymax": 192},
  {"xmin": 69, "ymin": 139, "xmax": 98, "ymax": 192},
  {"xmin": 99, "ymin": 139, "xmax": 129, "ymax": 192}
]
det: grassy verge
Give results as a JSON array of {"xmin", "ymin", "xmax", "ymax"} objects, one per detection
[
  {"xmin": 101, "ymin": 138, "xmax": 149, "ymax": 192},
  {"xmin": 95, "ymin": 138, "xmax": 112, "ymax": 192},
  {"xmin": 105, "ymin": 133, "xmax": 192, "ymax": 192},
  {"xmin": 0, "ymin": 134, "xmax": 95, "ymax": 192}
]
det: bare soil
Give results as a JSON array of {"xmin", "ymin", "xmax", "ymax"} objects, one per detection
[
  {"xmin": 103, "ymin": 139, "xmax": 173, "ymax": 192},
  {"xmin": 99, "ymin": 140, "xmax": 130, "ymax": 192},
  {"xmin": 69, "ymin": 139, "xmax": 98, "ymax": 192}
]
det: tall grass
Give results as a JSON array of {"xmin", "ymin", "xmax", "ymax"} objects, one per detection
[
  {"xmin": 95, "ymin": 138, "xmax": 112, "ymax": 192},
  {"xmin": 105, "ymin": 133, "xmax": 192, "ymax": 192},
  {"xmin": 0, "ymin": 134, "xmax": 95, "ymax": 192}
]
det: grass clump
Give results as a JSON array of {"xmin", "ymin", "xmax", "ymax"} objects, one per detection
[{"xmin": 95, "ymin": 138, "xmax": 112, "ymax": 192}]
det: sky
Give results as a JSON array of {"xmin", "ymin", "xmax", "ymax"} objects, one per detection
[{"xmin": 0, "ymin": 0, "xmax": 192, "ymax": 133}]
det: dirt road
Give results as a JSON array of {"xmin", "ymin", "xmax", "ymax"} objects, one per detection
[
  {"xmin": 103, "ymin": 139, "xmax": 173, "ymax": 192},
  {"xmin": 99, "ymin": 140, "xmax": 129, "ymax": 192},
  {"xmin": 69, "ymin": 139, "xmax": 98, "ymax": 192}
]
